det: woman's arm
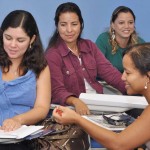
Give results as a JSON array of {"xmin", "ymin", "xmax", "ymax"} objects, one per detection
[
  {"xmin": 66, "ymin": 96, "xmax": 90, "ymax": 115},
  {"xmin": 2, "ymin": 66, "xmax": 51, "ymax": 131},
  {"xmin": 92, "ymin": 42, "xmax": 126, "ymax": 94},
  {"xmin": 46, "ymin": 50, "xmax": 90, "ymax": 115},
  {"xmin": 53, "ymin": 106, "xmax": 150, "ymax": 150},
  {"xmin": 46, "ymin": 51, "xmax": 75, "ymax": 105}
]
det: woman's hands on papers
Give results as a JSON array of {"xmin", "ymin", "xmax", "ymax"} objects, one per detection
[{"xmin": 1, "ymin": 118, "xmax": 21, "ymax": 132}]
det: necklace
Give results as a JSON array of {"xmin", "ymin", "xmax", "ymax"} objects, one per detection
[
  {"xmin": 68, "ymin": 47, "xmax": 77, "ymax": 52},
  {"xmin": 68, "ymin": 47, "xmax": 79, "ymax": 56}
]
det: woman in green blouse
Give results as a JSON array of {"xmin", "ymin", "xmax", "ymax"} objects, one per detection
[{"xmin": 96, "ymin": 6, "xmax": 145, "ymax": 73}]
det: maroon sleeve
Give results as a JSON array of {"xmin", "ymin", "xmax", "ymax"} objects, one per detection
[
  {"xmin": 45, "ymin": 49, "xmax": 76, "ymax": 105},
  {"xmin": 90, "ymin": 42, "xmax": 126, "ymax": 94}
]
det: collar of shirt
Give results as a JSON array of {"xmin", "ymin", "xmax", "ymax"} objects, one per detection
[{"xmin": 57, "ymin": 38, "xmax": 92, "ymax": 57}]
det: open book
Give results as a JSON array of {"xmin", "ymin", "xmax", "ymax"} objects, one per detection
[{"xmin": 0, "ymin": 125, "xmax": 44, "ymax": 143}]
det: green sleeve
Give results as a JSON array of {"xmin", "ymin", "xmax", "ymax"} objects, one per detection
[{"xmin": 95, "ymin": 32, "xmax": 110, "ymax": 56}]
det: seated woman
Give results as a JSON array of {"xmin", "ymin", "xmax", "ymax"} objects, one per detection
[
  {"xmin": 45, "ymin": 2, "xmax": 126, "ymax": 115},
  {"xmin": 96, "ymin": 6, "xmax": 144, "ymax": 117},
  {"xmin": 0, "ymin": 10, "xmax": 51, "ymax": 132},
  {"xmin": 96, "ymin": 6, "xmax": 145, "ymax": 73},
  {"xmin": 53, "ymin": 43, "xmax": 150, "ymax": 150}
]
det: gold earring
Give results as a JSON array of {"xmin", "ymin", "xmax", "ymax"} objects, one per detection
[
  {"xmin": 144, "ymin": 82, "xmax": 148, "ymax": 89},
  {"xmin": 144, "ymin": 81, "xmax": 149, "ymax": 90},
  {"xmin": 112, "ymin": 30, "xmax": 115, "ymax": 40}
]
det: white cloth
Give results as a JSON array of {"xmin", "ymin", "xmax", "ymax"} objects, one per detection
[
  {"xmin": 77, "ymin": 56, "xmax": 96, "ymax": 94},
  {"xmin": 84, "ymin": 79, "xmax": 96, "ymax": 93}
]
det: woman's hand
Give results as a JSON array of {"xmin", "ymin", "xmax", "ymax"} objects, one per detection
[
  {"xmin": 66, "ymin": 97, "xmax": 90, "ymax": 115},
  {"xmin": 1, "ymin": 118, "xmax": 21, "ymax": 132},
  {"xmin": 53, "ymin": 106, "xmax": 79, "ymax": 124},
  {"xmin": 73, "ymin": 99, "xmax": 90, "ymax": 115}
]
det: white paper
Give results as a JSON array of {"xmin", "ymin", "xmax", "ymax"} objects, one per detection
[
  {"xmin": 0, "ymin": 125, "xmax": 44, "ymax": 139},
  {"xmin": 82, "ymin": 115, "xmax": 125, "ymax": 131},
  {"xmin": 79, "ymin": 93, "xmax": 148, "ymax": 112}
]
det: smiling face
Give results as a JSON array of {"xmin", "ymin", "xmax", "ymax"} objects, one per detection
[
  {"xmin": 122, "ymin": 54, "xmax": 148, "ymax": 95},
  {"xmin": 112, "ymin": 12, "xmax": 135, "ymax": 40},
  {"xmin": 57, "ymin": 12, "xmax": 81, "ymax": 47},
  {"xmin": 3, "ymin": 27, "xmax": 32, "ymax": 62}
]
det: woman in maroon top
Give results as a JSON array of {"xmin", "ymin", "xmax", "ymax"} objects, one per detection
[{"xmin": 45, "ymin": 2, "xmax": 126, "ymax": 115}]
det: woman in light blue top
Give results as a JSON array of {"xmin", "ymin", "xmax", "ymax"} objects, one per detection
[{"xmin": 0, "ymin": 10, "xmax": 51, "ymax": 131}]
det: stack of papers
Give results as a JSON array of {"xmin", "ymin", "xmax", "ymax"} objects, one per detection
[
  {"xmin": 0, "ymin": 125, "xmax": 44, "ymax": 144},
  {"xmin": 79, "ymin": 93, "xmax": 148, "ymax": 112}
]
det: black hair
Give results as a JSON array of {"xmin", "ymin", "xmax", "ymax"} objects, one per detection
[
  {"xmin": 0, "ymin": 10, "xmax": 47, "ymax": 78},
  {"xmin": 47, "ymin": 2, "xmax": 84, "ymax": 49}
]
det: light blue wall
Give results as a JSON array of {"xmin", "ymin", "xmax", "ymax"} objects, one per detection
[{"xmin": 0, "ymin": 0, "xmax": 149, "ymax": 49}]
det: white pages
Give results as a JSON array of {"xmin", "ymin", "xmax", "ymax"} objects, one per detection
[
  {"xmin": 79, "ymin": 93, "xmax": 148, "ymax": 112},
  {"xmin": 0, "ymin": 125, "xmax": 44, "ymax": 143}
]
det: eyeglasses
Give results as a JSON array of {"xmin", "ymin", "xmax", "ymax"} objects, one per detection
[{"xmin": 102, "ymin": 113, "xmax": 134, "ymax": 126}]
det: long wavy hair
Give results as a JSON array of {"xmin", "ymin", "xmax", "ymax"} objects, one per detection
[
  {"xmin": 47, "ymin": 2, "xmax": 84, "ymax": 49},
  {"xmin": 109, "ymin": 6, "xmax": 138, "ymax": 54},
  {"xmin": 0, "ymin": 10, "xmax": 47, "ymax": 78}
]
